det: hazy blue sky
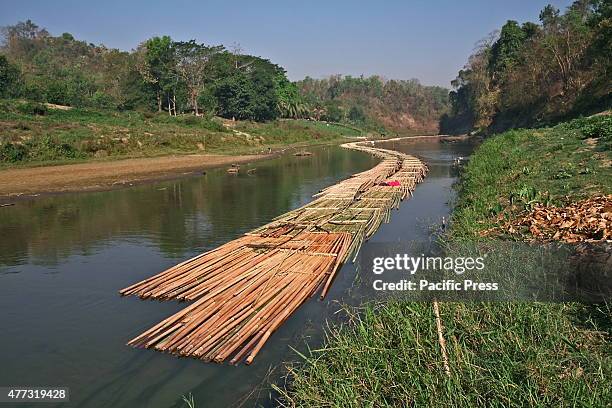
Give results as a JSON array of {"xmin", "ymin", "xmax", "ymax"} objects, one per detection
[{"xmin": 0, "ymin": 0, "xmax": 574, "ymax": 87}]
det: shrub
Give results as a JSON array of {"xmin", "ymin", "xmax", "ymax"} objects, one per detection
[
  {"xmin": 0, "ymin": 142, "xmax": 28, "ymax": 162},
  {"xmin": 348, "ymin": 105, "xmax": 366, "ymax": 123},
  {"xmin": 199, "ymin": 117, "xmax": 227, "ymax": 132},
  {"xmin": 564, "ymin": 115, "xmax": 612, "ymax": 139},
  {"xmin": 582, "ymin": 116, "xmax": 612, "ymax": 139},
  {"xmin": 90, "ymin": 91, "xmax": 115, "ymax": 109},
  {"xmin": 16, "ymin": 101, "xmax": 48, "ymax": 116},
  {"xmin": 181, "ymin": 115, "xmax": 199, "ymax": 126},
  {"xmin": 26, "ymin": 135, "xmax": 80, "ymax": 161},
  {"xmin": 0, "ymin": 99, "xmax": 13, "ymax": 113},
  {"xmin": 322, "ymin": 103, "xmax": 344, "ymax": 122}
]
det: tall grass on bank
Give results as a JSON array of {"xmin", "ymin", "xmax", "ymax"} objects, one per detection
[{"xmin": 276, "ymin": 301, "xmax": 610, "ymax": 407}]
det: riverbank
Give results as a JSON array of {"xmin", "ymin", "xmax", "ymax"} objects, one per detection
[
  {"xmin": 277, "ymin": 115, "xmax": 611, "ymax": 406},
  {"xmin": 0, "ymin": 102, "xmax": 370, "ymax": 199},
  {"xmin": 0, "ymin": 101, "xmax": 364, "ymax": 165},
  {"xmin": 0, "ymin": 152, "xmax": 268, "ymax": 199}
]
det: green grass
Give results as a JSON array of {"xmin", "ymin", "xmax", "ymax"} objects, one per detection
[
  {"xmin": 451, "ymin": 115, "xmax": 611, "ymax": 240},
  {"xmin": 277, "ymin": 115, "xmax": 611, "ymax": 407},
  {"xmin": 277, "ymin": 302, "xmax": 610, "ymax": 407},
  {"xmin": 291, "ymin": 120, "xmax": 364, "ymax": 137},
  {"xmin": 0, "ymin": 100, "xmax": 367, "ymax": 167}
]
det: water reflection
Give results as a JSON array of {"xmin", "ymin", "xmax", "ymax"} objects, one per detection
[{"xmin": 0, "ymin": 146, "xmax": 377, "ymax": 269}]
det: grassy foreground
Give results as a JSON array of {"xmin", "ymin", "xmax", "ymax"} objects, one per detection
[
  {"xmin": 276, "ymin": 115, "xmax": 611, "ymax": 407},
  {"xmin": 0, "ymin": 100, "xmax": 364, "ymax": 167}
]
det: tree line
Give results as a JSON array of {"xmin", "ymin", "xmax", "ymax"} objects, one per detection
[
  {"xmin": 0, "ymin": 21, "xmax": 451, "ymax": 132},
  {"xmin": 297, "ymin": 75, "xmax": 449, "ymax": 133},
  {"xmin": 441, "ymin": 0, "xmax": 611, "ymax": 134},
  {"xmin": 0, "ymin": 20, "xmax": 304, "ymax": 121}
]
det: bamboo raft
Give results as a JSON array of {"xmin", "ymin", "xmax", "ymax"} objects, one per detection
[{"xmin": 120, "ymin": 141, "xmax": 427, "ymax": 364}]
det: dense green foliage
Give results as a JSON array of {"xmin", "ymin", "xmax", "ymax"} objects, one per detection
[
  {"xmin": 297, "ymin": 75, "xmax": 449, "ymax": 133},
  {"xmin": 1, "ymin": 20, "xmax": 452, "ymax": 130},
  {"xmin": 0, "ymin": 20, "xmax": 454, "ymax": 134},
  {"xmin": 278, "ymin": 116, "xmax": 611, "ymax": 407},
  {"xmin": 441, "ymin": 1, "xmax": 611, "ymax": 134},
  {"xmin": 0, "ymin": 55, "xmax": 20, "ymax": 98},
  {"xmin": 0, "ymin": 20, "xmax": 305, "ymax": 121}
]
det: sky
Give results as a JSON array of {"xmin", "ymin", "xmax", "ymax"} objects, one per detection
[{"xmin": 0, "ymin": 0, "xmax": 575, "ymax": 87}]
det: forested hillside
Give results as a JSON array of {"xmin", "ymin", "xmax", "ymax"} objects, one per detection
[
  {"xmin": 441, "ymin": 0, "xmax": 611, "ymax": 134},
  {"xmin": 297, "ymin": 75, "xmax": 449, "ymax": 133}
]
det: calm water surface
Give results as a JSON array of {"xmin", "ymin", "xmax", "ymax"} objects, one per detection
[{"xmin": 0, "ymin": 140, "xmax": 474, "ymax": 407}]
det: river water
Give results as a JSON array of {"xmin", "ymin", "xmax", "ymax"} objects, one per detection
[{"xmin": 0, "ymin": 139, "xmax": 474, "ymax": 407}]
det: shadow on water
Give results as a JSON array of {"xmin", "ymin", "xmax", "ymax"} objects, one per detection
[{"xmin": 0, "ymin": 139, "xmax": 474, "ymax": 407}]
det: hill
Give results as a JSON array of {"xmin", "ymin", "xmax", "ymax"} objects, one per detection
[
  {"xmin": 440, "ymin": 1, "xmax": 611, "ymax": 134},
  {"xmin": 297, "ymin": 75, "xmax": 449, "ymax": 134}
]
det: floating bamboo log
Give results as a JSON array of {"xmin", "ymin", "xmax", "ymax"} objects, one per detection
[{"xmin": 120, "ymin": 141, "xmax": 428, "ymax": 364}]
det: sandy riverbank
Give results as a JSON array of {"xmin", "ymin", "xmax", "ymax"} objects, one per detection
[{"xmin": 0, "ymin": 153, "xmax": 269, "ymax": 201}]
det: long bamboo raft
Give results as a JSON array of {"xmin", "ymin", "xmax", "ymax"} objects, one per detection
[{"xmin": 120, "ymin": 141, "xmax": 427, "ymax": 364}]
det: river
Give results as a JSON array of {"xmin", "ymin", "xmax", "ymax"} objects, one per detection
[{"xmin": 0, "ymin": 139, "xmax": 474, "ymax": 407}]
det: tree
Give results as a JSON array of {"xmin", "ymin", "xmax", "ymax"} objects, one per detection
[
  {"xmin": 540, "ymin": 3, "xmax": 593, "ymax": 92},
  {"xmin": 442, "ymin": 1, "xmax": 609, "ymax": 134},
  {"xmin": 295, "ymin": 74, "xmax": 450, "ymax": 132},
  {"xmin": 348, "ymin": 105, "xmax": 366, "ymax": 123},
  {"xmin": 174, "ymin": 40, "xmax": 223, "ymax": 115},
  {"xmin": 489, "ymin": 21, "xmax": 527, "ymax": 78},
  {"xmin": 249, "ymin": 67, "xmax": 278, "ymax": 121},
  {"xmin": 205, "ymin": 53, "xmax": 290, "ymax": 121},
  {"xmin": 1, "ymin": 19, "xmax": 48, "ymax": 43},
  {"xmin": 540, "ymin": 4, "xmax": 561, "ymax": 28},
  {"xmin": 274, "ymin": 71, "xmax": 309, "ymax": 118},
  {"xmin": 214, "ymin": 72, "xmax": 253, "ymax": 119},
  {"xmin": 0, "ymin": 55, "xmax": 21, "ymax": 98},
  {"xmin": 137, "ymin": 36, "xmax": 175, "ymax": 113},
  {"xmin": 322, "ymin": 101, "xmax": 343, "ymax": 122}
]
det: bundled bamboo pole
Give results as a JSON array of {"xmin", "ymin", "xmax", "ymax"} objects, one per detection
[{"xmin": 121, "ymin": 140, "xmax": 428, "ymax": 364}]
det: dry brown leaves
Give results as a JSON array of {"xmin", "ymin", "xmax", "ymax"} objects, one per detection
[{"xmin": 485, "ymin": 195, "xmax": 612, "ymax": 243}]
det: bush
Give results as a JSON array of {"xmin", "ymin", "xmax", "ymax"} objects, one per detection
[
  {"xmin": 181, "ymin": 115, "xmax": 199, "ymax": 126},
  {"xmin": 56, "ymin": 142, "xmax": 78, "ymax": 158},
  {"xmin": 0, "ymin": 99, "xmax": 13, "ymax": 113},
  {"xmin": 26, "ymin": 135, "xmax": 80, "ymax": 161},
  {"xmin": 22, "ymin": 81, "xmax": 46, "ymax": 102},
  {"xmin": 90, "ymin": 91, "xmax": 115, "ymax": 109},
  {"xmin": 348, "ymin": 105, "xmax": 366, "ymax": 123},
  {"xmin": 16, "ymin": 101, "xmax": 48, "ymax": 116},
  {"xmin": 564, "ymin": 115, "xmax": 612, "ymax": 139},
  {"xmin": 0, "ymin": 142, "xmax": 28, "ymax": 162},
  {"xmin": 153, "ymin": 114, "xmax": 227, "ymax": 132},
  {"xmin": 45, "ymin": 81, "xmax": 71, "ymax": 105},
  {"xmin": 322, "ymin": 103, "xmax": 344, "ymax": 122},
  {"xmin": 202, "ymin": 118, "xmax": 227, "ymax": 132},
  {"xmin": 581, "ymin": 116, "xmax": 612, "ymax": 140}
]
